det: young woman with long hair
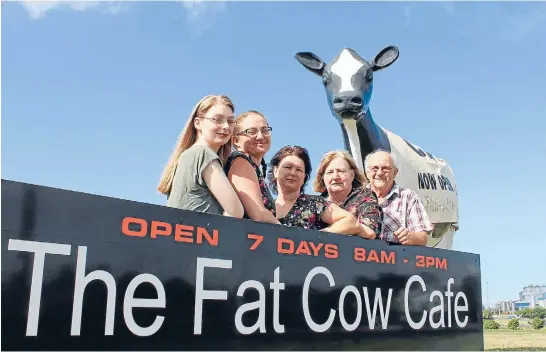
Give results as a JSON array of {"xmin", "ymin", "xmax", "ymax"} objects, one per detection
[{"xmin": 157, "ymin": 94, "xmax": 243, "ymax": 218}]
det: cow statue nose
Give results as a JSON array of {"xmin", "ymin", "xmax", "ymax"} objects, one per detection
[{"xmin": 332, "ymin": 92, "xmax": 364, "ymax": 115}]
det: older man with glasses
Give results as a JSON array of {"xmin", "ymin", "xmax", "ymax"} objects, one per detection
[{"xmin": 364, "ymin": 149, "xmax": 432, "ymax": 246}]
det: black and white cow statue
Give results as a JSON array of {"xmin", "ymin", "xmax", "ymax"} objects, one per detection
[{"xmin": 295, "ymin": 46, "xmax": 458, "ymax": 249}]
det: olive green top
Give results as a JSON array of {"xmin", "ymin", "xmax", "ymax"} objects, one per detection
[{"xmin": 167, "ymin": 144, "xmax": 223, "ymax": 215}]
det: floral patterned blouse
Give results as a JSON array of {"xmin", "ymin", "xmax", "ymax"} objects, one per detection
[
  {"xmin": 277, "ymin": 194, "xmax": 332, "ymax": 230},
  {"xmin": 334, "ymin": 186, "xmax": 383, "ymax": 238},
  {"xmin": 224, "ymin": 151, "xmax": 276, "ymax": 218}
]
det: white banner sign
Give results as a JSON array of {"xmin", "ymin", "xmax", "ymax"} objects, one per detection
[{"xmin": 383, "ymin": 129, "xmax": 459, "ymax": 227}]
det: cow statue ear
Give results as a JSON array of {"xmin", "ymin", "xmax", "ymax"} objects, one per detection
[
  {"xmin": 372, "ymin": 46, "xmax": 399, "ymax": 72},
  {"xmin": 295, "ymin": 52, "xmax": 325, "ymax": 76}
]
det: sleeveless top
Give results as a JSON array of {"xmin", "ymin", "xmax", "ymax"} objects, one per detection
[{"xmin": 224, "ymin": 151, "xmax": 276, "ymax": 218}]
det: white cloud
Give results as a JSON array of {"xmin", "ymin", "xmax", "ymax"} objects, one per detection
[
  {"xmin": 182, "ymin": 0, "xmax": 210, "ymax": 19},
  {"xmin": 102, "ymin": 2, "xmax": 125, "ymax": 15},
  {"xmin": 180, "ymin": 0, "xmax": 226, "ymax": 35},
  {"xmin": 20, "ymin": 1, "xmax": 125, "ymax": 19},
  {"xmin": 19, "ymin": 0, "xmax": 225, "ymax": 34}
]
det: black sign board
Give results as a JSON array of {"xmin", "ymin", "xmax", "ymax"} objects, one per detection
[{"xmin": 1, "ymin": 179, "xmax": 484, "ymax": 350}]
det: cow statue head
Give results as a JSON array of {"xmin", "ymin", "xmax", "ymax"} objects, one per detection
[{"xmin": 295, "ymin": 46, "xmax": 399, "ymax": 122}]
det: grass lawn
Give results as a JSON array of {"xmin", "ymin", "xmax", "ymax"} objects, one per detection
[{"xmin": 485, "ymin": 329, "xmax": 546, "ymax": 351}]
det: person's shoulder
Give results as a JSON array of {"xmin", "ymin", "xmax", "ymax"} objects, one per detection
[
  {"xmin": 185, "ymin": 144, "xmax": 218, "ymax": 158},
  {"xmin": 190, "ymin": 143, "xmax": 214, "ymax": 153},
  {"xmin": 179, "ymin": 144, "xmax": 220, "ymax": 168},
  {"xmin": 302, "ymin": 194, "xmax": 331, "ymax": 206},
  {"xmin": 396, "ymin": 185, "xmax": 422, "ymax": 200},
  {"xmin": 354, "ymin": 186, "xmax": 377, "ymax": 199},
  {"xmin": 227, "ymin": 151, "xmax": 253, "ymax": 164},
  {"xmin": 301, "ymin": 194, "xmax": 324, "ymax": 201},
  {"xmin": 397, "ymin": 184, "xmax": 415, "ymax": 194},
  {"xmin": 225, "ymin": 151, "xmax": 256, "ymax": 172}
]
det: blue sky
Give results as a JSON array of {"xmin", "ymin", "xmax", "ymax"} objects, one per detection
[{"xmin": 2, "ymin": 1, "xmax": 546, "ymax": 306}]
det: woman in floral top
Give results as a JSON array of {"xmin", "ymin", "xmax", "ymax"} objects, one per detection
[
  {"xmin": 313, "ymin": 150, "xmax": 383, "ymax": 239},
  {"xmin": 225, "ymin": 110, "xmax": 279, "ymax": 224},
  {"xmin": 267, "ymin": 145, "xmax": 361, "ymax": 235}
]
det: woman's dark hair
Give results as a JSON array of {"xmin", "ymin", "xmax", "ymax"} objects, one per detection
[
  {"xmin": 260, "ymin": 159, "xmax": 267, "ymax": 178},
  {"xmin": 267, "ymin": 145, "xmax": 312, "ymax": 195}
]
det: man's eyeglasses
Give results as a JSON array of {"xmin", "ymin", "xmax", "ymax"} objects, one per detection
[
  {"xmin": 201, "ymin": 116, "xmax": 236, "ymax": 127},
  {"xmin": 238, "ymin": 127, "xmax": 273, "ymax": 137},
  {"xmin": 368, "ymin": 166, "xmax": 393, "ymax": 173}
]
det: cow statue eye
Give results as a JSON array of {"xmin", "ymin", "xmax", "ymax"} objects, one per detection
[
  {"xmin": 322, "ymin": 72, "xmax": 331, "ymax": 86},
  {"xmin": 365, "ymin": 70, "xmax": 373, "ymax": 82}
]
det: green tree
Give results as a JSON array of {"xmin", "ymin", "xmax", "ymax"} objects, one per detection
[
  {"xmin": 484, "ymin": 320, "xmax": 500, "ymax": 329},
  {"xmin": 508, "ymin": 318, "xmax": 520, "ymax": 330},
  {"xmin": 483, "ymin": 309, "xmax": 493, "ymax": 320},
  {"xmin": 518, "ymin": 308, "xmax": 532, "ymax": 318},
  {"xmin": 531, "ymin": 317, "xmax": 544, "ymax": 330},
  {"xmin": 533, "ymin": 307, "xmax": 546, "ymax": 319}
]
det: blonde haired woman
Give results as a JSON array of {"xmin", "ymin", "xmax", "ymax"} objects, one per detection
[
  {"xmin": 225, "ymin": 110, "xmax": 280, "ymax": 224},
  {"xmin": 313, "ymin": 150, "xmax": 382, "ymax": 239},
  {"xmin": 157, "ymin": 95, "xmax": 244, "ymax": 218}
]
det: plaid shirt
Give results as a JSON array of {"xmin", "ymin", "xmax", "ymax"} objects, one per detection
[{"xmin": 366, "ymin": 183, "xmax": 433, "ymax": 243}]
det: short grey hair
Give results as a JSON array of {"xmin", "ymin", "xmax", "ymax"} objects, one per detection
[{"xmin": 364, "ymin": 149, "xmax": 398, "ymax": 170}]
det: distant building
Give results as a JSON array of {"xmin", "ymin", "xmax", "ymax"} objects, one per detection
[
  {"xmin": 519, "ymin": 284, "xmax": 546, "ymax": 304},
  {"xmin": 496, "ymin": 300, "xmax": 516, "ymax": 313},
  {"xmin": 496, "ymin": 284, "xmax": 546, "ymax": 313},
  {"xmin": 537, "ymin": 293, "xmax": 546, "ymax": 308}
]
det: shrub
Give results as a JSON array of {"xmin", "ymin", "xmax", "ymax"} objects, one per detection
[
  {"xmin": 484, "ymin": 320, "xmax": 500, "ymax": 329},
  {"xmin": 507, "ymin": 318, "xmax": 520, "ymax": 330},
  {"xmin": 531, "ymin": 317, "xmax": 544, "ymax": 330}
]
